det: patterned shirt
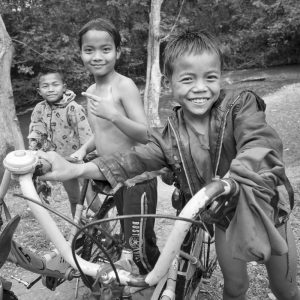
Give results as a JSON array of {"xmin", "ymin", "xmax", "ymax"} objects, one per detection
[{"xmin": 28, "ymin": 90, "xmax": 92, "ymax": 156}]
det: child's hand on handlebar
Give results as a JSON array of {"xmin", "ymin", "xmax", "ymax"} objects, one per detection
[{"xmin": 37, "ymin": 151, "xmax": 80, "ymax": 182}]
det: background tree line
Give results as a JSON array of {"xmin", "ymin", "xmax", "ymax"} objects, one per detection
[{"xmin": 1, "ymin": 0, "xmax": 300, "ymax": 113}]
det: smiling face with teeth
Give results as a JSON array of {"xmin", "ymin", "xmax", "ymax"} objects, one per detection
[{"xmin": 168, "ymin": 50, "xmax": 221, "ymax": 122}]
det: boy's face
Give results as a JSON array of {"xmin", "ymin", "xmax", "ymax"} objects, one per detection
[
  {"xmin": 80, "ymin": 30, "xmax": 120, "ymax": 77},
  {"xmin": 38, "ymin": 73, "xmax": 66, "ymax": 103},
  {"xmin": 168, "ymin": 51, "xmax": 221, "ymax": 119}
]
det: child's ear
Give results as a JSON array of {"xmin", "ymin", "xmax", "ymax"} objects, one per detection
[
  {"xmin": 37, "ymin": 88, "xmax": 41, "ymax": 96},
  {"xmin": 63, "ymin": 83, "xmax": 67, "ymax": 92}
]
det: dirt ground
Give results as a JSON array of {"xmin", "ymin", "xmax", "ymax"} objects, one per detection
[{"xmin": 1, "ymin": 82, "xmax": 300, "ymax": 299}]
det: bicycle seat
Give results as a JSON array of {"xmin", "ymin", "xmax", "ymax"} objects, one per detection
[{"xmin": 0, "ymin": 215, "xmax": 20, "ymax": 269}]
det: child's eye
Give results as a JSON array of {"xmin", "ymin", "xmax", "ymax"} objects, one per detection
[
  {"xmin": 103, "ymin": 47, "xmax": 111, "ymax": 53},
  {"xmin": 180, "ymin": 77, "xmax": 193, "ymax": 83},
  {"xmin": 83, "ymin": 48, "xmax": 93, "ymax": 53},
  {"xmin": 207, "ymin": 75, "xmax": 219, "ymax": 81}
]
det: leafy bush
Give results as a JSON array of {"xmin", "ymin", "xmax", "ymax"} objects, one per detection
[{"xmin": 1, "ymin": 0, "xmax": 299, "ymax": 112}]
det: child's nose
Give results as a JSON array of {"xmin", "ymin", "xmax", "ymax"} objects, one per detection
[
  {"xmin": 192, "ymin": 80, "xmax": 207, "ymax": 92},
  {"xmin": 92, "ymin": 50, "xmax": 104, "ymax": 60}
]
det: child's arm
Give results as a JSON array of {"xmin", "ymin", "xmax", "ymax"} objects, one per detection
[
  {"xmin": 70, "ymin": 104, "xmax": 93, "ymax": 146},
  {"xmin": 231, "ymin": 91, "xmax": 285, "ymax": 188},
  {"xmin": 28, "ymin": 104, "xmax": 48, "ymax": 150},
  {"xmin": 39, "ymin": 131, "xmax": 167, "ymax": 188},
  {"xmin": 67, "ymin": 103, "xmax": 95, "ymax": 160},
  {"xmin": 38, "ymin": 151, "xmax": 103, "ymax": 181},
  {"xmin": 29, "ymin": 104, "xmax": 44, "ymax": 133},
  {"xmin": 84, "ymin": 80, "xmax": 149, "ymax": 144},
  {"xmin": 71, "ymin": 135, "xmax": 96, "ymax": 161}
]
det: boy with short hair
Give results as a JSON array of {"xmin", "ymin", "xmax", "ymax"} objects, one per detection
[
  {"xmin": 71, "ymin": 18, "xmax": 160, "ymax": 274},
  {"xmin": 28, "ymin": 67, "xmax": 92, "ymax": 216},
  {"xmin": 40, "ymin": 30, "xmax": 300, "ymax": 299}
]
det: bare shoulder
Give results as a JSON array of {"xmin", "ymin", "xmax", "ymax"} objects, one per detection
[{"xmin": 114, "ymin": 73, "xmax": 139, "ymax": 92}]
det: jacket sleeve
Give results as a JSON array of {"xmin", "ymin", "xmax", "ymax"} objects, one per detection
[
  {"xmin": 226, "ymin": 91, "xmax": 291, "ymax": 262},
  {"xmin": 91, "ymin": 133, "xmax": 168, "ymax": 189},
  {"xmin": 231, "ymin": 91, "xmax": 286, "ymax": 190},
  {"xmin": 68, "ymin": 103, "xmax": 92, "ymax": 146},
  {"xmin": 233, "ymin": 91, "xmax": 283, "ymax": 156},
  {"xmin": 28, "ymin": 103, "xmax": 47, "ymax": 137},
  {"xmin": 227, "ymin": 147, "xmax": 289, "ymax": 262}
]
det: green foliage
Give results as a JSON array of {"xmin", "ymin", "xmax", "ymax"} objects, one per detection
[
  {"xmin": 1, "ymin": 0, "xmax": 299, "ymax": 112},
  {"xmin": 209, "ymin": 0, "xmax": 300, "ymax": 69}
]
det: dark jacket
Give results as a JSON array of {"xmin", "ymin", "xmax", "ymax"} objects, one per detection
[
  {"xmin": 93, "ymin": 90, "xmax": 286, "ymax": 193},
  {"xmin": 93, "ymin": 89, "xmax": 293, "ymax": 262}
]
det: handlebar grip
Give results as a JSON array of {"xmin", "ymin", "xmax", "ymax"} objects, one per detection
[{"xmin": 34, "ymin": 158, "xmax": 52, "ymax": 176}]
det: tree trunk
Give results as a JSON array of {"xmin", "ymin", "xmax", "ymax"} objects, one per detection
[
  {"xmin": 0, "ymin": 15, "xmax": 24, "ymax": 176},
  {"xmin": 144, "ymin": 0, "xmax": 164, "ymax": 128}
]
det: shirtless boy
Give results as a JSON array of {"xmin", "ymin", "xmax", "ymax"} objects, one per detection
[{"xmin": 71, "ymin": 18, "xmax": 160, "ymax": 274}]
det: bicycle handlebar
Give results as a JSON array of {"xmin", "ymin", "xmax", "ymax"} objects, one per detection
[{"xmin": 2, "ymin": 150, "xmax": 238, "ymax": 287}]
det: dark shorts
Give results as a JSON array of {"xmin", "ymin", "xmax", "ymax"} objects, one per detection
[{"xmin": 114, "ymin": 177, "xmax": 160, "ymax": 274}]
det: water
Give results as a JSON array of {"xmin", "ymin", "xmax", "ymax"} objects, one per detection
[{"xmin": 17, "ymin": 64, "xmax": 300, "ymax": 146}]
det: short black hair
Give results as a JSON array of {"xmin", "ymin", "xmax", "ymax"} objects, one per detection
[
  {"xmin": 78, "ymin": 18, "xmax": 121, "ymax": 49},
  {"xmin": 37, "ymin": 66, "xmax": 64, "ymax": 85},
  {"xmin": 163, "ymin": 30, "xmax": 223, "ymax": 79}
]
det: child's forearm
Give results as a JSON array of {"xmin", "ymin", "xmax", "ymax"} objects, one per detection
[
  {"xmin": 110, "ymin": 114, "xmax": 149, "ymax": 144},
  {"xmin": 81, "ymin": 135, "xmax": 97, "ymax": 154},
  {"xmin": 79, "ymin": 162, "xmax": 105, "ymax": 180}
]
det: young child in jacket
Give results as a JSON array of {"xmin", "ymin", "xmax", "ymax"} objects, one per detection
[
  {"xmin": 70, "ymin": 18, "xmax": 160, "ymax": 274},
  {"xmin": 28, "ymin": 68, "xmax": 92, "ymax": 217},
  {"xmin": 39, "ymin": 30, "xmax": 300, "ymax": 299}
]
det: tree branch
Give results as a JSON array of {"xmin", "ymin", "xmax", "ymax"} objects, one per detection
[
  {"xmin": 12, "ymin": 38, "xmax": 52, "ymax": 61},
  {"xmin": 161, "ymin": 0, "xmax": 185, "ymax": 42}
]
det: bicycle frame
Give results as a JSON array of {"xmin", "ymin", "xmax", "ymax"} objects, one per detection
[{"xmin": 1, "ymin": 150, "xmax": 236, "ymax": 299}]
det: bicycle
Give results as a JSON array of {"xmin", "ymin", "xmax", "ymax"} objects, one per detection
[{"xmin": 0, "ymin": 150, "xmax": 238, "ymax": 299}]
